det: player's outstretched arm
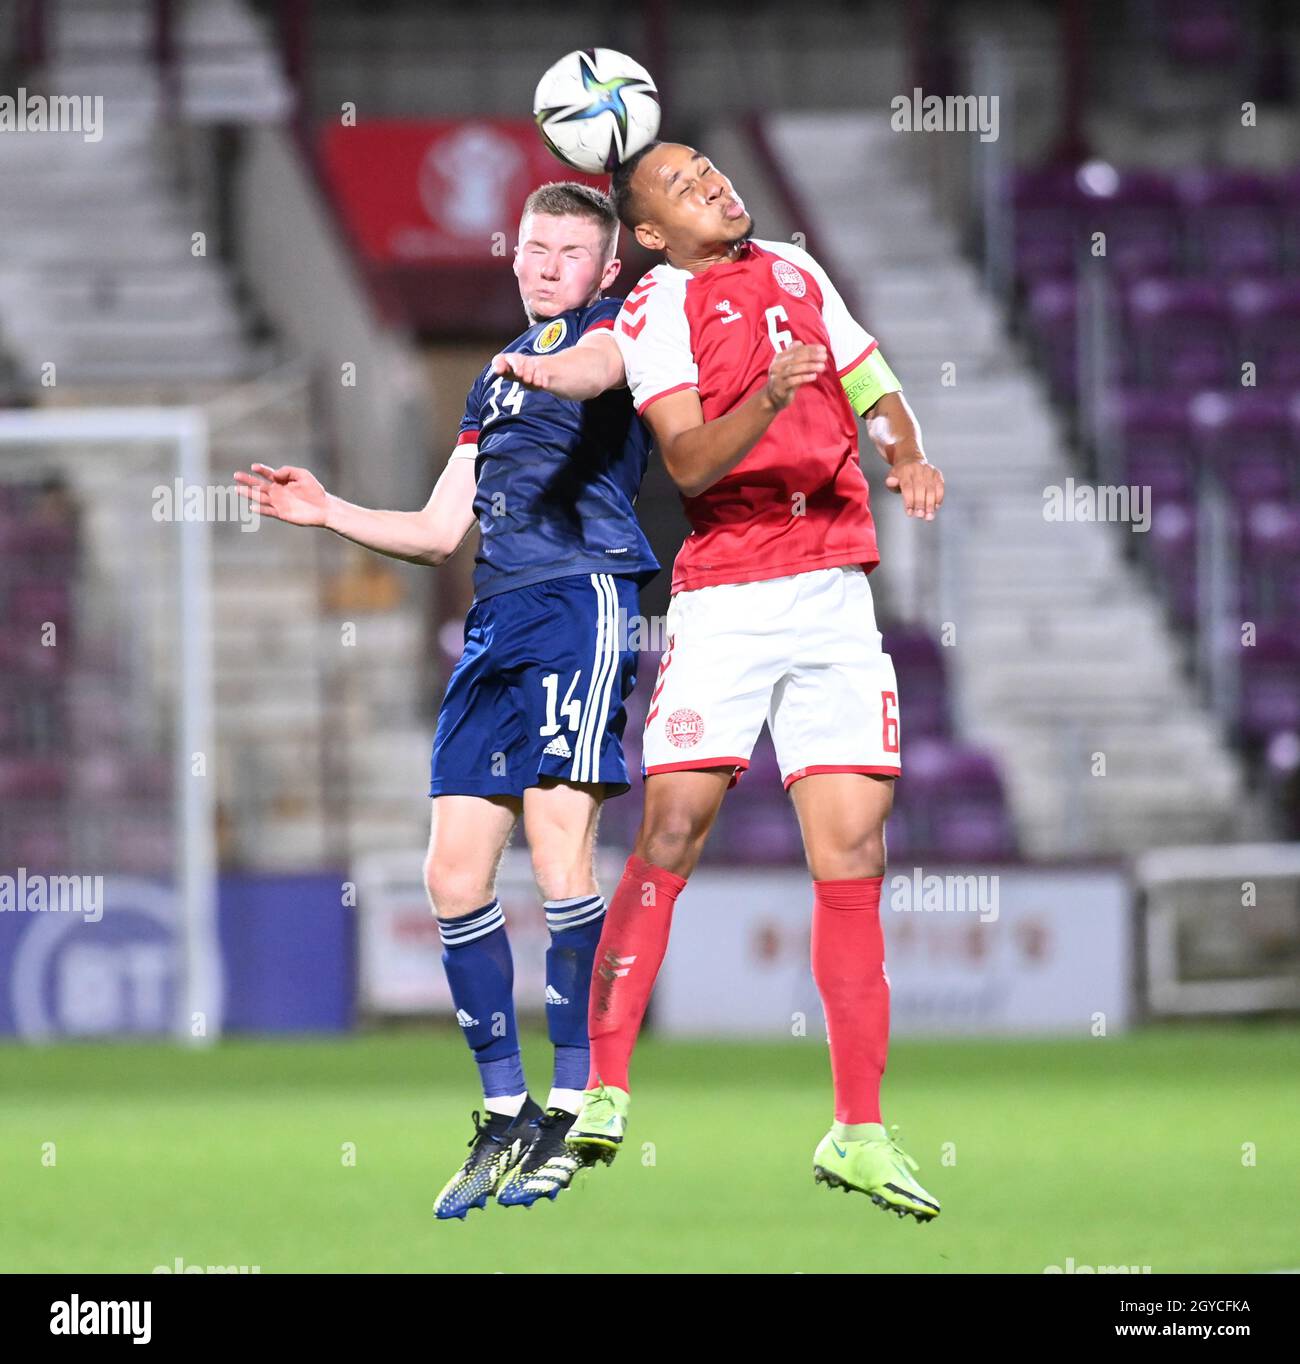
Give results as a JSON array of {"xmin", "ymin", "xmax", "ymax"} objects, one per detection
[
  {"xmin": 490, "ymin": 331, "xmax": 625, "ymax": 401},
  {"xmin": 645, "ymin": 343, "xmax": 826, "ymax": 499},
  {"xmin": 867, "ymin": 391, "xmax": 945, "ymax": 521},
  {"xmin": 234, "ymin": 459, "xmax": 477, "ymax": 566}
]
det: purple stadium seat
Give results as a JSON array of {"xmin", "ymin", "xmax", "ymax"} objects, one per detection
[
  {"xmin": 1147, "ymin": 500, "xmax": 1199, "ymax": 625},
  {"xmin": 1178, "ymin": 169, "xmax": 1284, "ymax": 277},
  {"xmin": 1013, "ymin": 164, "xmax": 1181, "ymax": 282},
  {"xmin": 1190, "ymin": 392, "xmax": 1295, "ymax": 502},
  {"xmin": 0, "ymin": 698, "xmax": 22, "ymax": 753},
  {"xmin": 1080, "ymin": 166, "xmax": 1180, "ymax": 279},
  {"xmin": 1190, "ymin": 389, "xmax": 1291, "ymax": 458},
  {"xmin": 0, "ymin": 755, "xmax": 70, "ymax": 800},
  {"xmin": 5, "ymin": 817, "xmax": 71, "ymax": 871},
  {"xmin": 0, "ymin": 624, "xmax": 67, "ymax": 678},
  {"xmin": 1016, "ymin": 235, "xmax": 1076, "ymax": 284},
  {"xmin": 713, "ymin": 796, "xmax": 804, "ymax": 865},
  {"xmin": 891, "ymin": 739, "xmax": 1017, "ymax": 861},
  {"xmin": 1223, "ymin": 452, "xmax": 1292, "ymax": 504},
  {"xmin": 930, "ymin": 804, "xmax": 1018, "ymax": 861},
  {"xmin": 900, "ymin": 738, "xmax": 1007, "ymax": 801},
  {"xmin": 4, "ymin": 519, "xmax": 79, "ymax": 573},
  {"xmin": 9, "ymin": 581, "xmax": 73, "ymax": 629},
  {"xmin": 1112, "ymin": 390, "xmax": 1191, "ymax": 450},
  {"xmin": 1128, "ymin": 450, "xmax": 1196, "ymax": 502},
  {"xmin": 1240, "ymin": 629, "xmax": 1300, "ymax": 741},
  {"xmin": 883, "ymin": 804, "xmax": 915, "ymax": 862},
  {"xmin": 1244, "ymin": 502, "xmax": 1300, "ymax": 565},
  {"xmin": 1238, "ymin": 508, "xmax": 1297, "ymax": 656},
  {"xmin": 1011, "ymin": 166, "xmax": 1076, "ymax": 281},
  {"xmin": 1229, "ymin": 280, "xmax": 1300, "ymax": 389},
  {"xmin": 1127, "ymin": 279, "xmax": 1233, "ymax": 388},
  {"xmin": 882, "ymin": 627, "xmax": 951, "ymax": 738},
  {"xmin": 744, "ymin": 737, "xmax": 783, "ymax": 788}
]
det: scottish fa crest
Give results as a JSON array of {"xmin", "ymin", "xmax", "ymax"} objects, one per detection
[{"xmin": 534, "ymin": 318, "xmax": 567, "ymax": 352}]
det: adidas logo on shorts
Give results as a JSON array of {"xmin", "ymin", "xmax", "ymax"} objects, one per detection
[
  {"xmin": 542, "ymin": 734, "xmax": 573, "ymax": 759},
  {"xmin": 545, "ymin": 985, "xmax": 570, "ymax": 1006}
]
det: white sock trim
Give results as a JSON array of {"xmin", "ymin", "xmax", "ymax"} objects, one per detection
[
  {"xmin": 483, "ymin": 1092, "xmax": 527, "ymax": 1118},
  {"xmin": 546, "ymin": 1087, "xmax": 585, "ymax": 1116}
]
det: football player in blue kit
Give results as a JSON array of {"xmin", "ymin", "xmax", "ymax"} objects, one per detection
[{"xmin": 234, "ymin": 182, "xmax": 657, "ymax": 1217}]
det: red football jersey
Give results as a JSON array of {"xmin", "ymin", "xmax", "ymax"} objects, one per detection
[{"xmin": 613, "ymin": 239, "xmax": 885, "ymax": 593}]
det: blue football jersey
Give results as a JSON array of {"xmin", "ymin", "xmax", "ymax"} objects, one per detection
[{"xmin": 457, "ymin": 297, "xmax": 659, "ymax": 600}]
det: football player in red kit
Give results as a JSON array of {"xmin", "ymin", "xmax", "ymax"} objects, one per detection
[{"xmin": 492, "ymin": 141, "xmax": 944, "ymax": 1220}]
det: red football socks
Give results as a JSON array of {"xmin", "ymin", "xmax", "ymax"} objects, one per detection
[
  {"xmin": 586, "ymin": 854, "xmax": 687, "ymax": 1092},
  {"xmin": 811, "ymin": 876, "xmax": 889, "ymax": 1125}
]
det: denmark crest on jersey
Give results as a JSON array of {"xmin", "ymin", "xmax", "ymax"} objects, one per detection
[
  {"xmin": 534, "ymin": 318, "xmax": 567, "ymax": 352},
  {"xmin": 771, "ymin": 259, "xmax": 806, "ymax": 297}
]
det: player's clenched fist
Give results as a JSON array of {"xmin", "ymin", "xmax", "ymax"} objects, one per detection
[
  {"xmin": 233, "ymin": 463, "xmax": 329, "ymax": 526},
  {"xmin": 763, "ymin": 342, "xmax": 826, "ymax": 411},
  {"xmin": 492, "ymin": 351, "xmax": 552, "ymax": 390}
]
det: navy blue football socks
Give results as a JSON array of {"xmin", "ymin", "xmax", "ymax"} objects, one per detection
[
  {"xmin": 544, "ymin": 894, "xmax": 606, "ymax": 1093},
  {"xmin": 438, "ymin": 899, "xmax": 525, "ymax": 1105}
]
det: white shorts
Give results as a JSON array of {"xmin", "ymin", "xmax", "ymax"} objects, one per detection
[{"xmin": 642, "ymin": 565, "xmax": 902, "ymax": 789}]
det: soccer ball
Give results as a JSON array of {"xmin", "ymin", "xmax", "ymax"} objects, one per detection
[{"xmin": 533, "ymin": 48, "xmax": 660, "ymax": 175}]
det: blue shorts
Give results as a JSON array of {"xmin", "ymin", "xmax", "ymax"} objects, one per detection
[{"xmin": 429, "ymin": 572, "xmax": 641, "ymax": 800}]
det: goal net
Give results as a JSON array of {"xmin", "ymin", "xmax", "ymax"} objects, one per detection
[{"xmin": 0, "ymin": 408, "xmax": 220, "ymax": 1043}]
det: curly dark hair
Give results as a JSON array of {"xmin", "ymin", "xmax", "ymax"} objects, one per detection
[{"xmin": 610, "ymin": 141, "xmax": 663, "ymax": 230}]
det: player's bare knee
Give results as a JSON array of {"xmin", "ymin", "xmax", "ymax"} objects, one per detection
[
  {"xmin": 530, "ymin": 851, "xmax": 597, "ymax": 903},
  {"xmin": 635, "ymin": 815, "xmax": 710, "ymax": 878},
  {"xmin": 808, "ymin": 826, "xmax": 887, "ymax": 881},
  {"xmin": 424, "ymin": 859, "xmax": 493, "ymax": 920}
]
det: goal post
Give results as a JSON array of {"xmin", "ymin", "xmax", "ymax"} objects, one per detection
[{"xmin": 0, "ymin": 406, "xmax": 220, "ymax": 1044}]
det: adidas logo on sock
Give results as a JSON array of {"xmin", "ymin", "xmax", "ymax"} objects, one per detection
[
  {"xmin": 542, "ymin": 734, "xmax": 573, "ymax": 759},
  {"xmin": 455, "ymin": 1008, "xmax": 479, "ymax": 1028},
  {"xmin": 544, "ymin": 985, "xmax": 570, "ymax": 1006}
]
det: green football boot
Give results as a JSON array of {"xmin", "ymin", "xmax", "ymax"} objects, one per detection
[
  {"xmin": 563, "ymin": 1083, "xmax": 630, "ymax": 1166},
  {"xmin": 812, "ymin": 1122, "xmax": 941, "ymax": 1223}
]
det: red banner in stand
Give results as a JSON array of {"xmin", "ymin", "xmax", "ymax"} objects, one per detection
[{"xmin": 319, "ymin": 118, "xmax": 607, "ymax": 265}]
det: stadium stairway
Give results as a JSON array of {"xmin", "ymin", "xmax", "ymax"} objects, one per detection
[
  {"xmin": 765, "ymin": 112, "xmax": 1252, "ymax": 857},
  {"xmin": 46, "ymin": 0, "xmax": 293, "ymax": 124},
  {"xmin": 0, "ymin": 0, "xmax": 290, "ymax": 388}
]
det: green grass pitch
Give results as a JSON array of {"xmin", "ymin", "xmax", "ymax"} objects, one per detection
[{"xmin": 2, "ymin": 1023, "xmax": 1296, "ymax": 1273}]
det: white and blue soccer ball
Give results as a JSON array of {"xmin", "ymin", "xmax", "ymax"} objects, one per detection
[{"xmin": 533, "ymin": 48, "xmax": 660, "ymax": 175}]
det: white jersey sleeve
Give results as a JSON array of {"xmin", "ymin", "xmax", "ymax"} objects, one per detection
[
  {"xmin": 761, "ymin": 239, "xmax": 879, "ymax": 376},
  {"xmin": 613, "ymin": 267, "xmax": 698, "ymax": 415}
]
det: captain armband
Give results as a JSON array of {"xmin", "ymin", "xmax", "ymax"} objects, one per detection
[{"xmin": 840, "ymin": 347, "xmax": 902, "ymax": 417}]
